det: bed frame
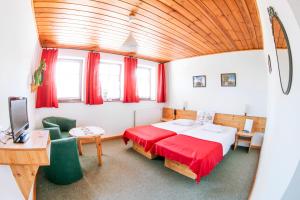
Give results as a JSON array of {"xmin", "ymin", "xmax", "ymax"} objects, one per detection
[
  {"xmin": 132, "ymin": 142, "xmax": 157, "ymax": 159},
  {"xmin": 165, "ymin": 159, "xmax": 197, "ymax": 180},
  {"xmin": 166, "ymin": 109, "xmax": 267, "ymax": 180},
  {"xmin": 131, "ymin": 109, "xmax": 266, "ymax": 177}
]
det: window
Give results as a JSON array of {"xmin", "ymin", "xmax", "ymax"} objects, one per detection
[
  {"xmin": 55, "ymin": 58, "xmax": 83, "ymax": 101},
  {"xmin": 137, "ymin": 66, "xmax": 153, "ymax": 99},
  {"xmin": 100, "ymin": 62, "xmax": 121, "ymax": 101}
]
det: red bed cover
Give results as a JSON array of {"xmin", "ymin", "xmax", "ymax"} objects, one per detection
[
  {"xmin": 152, "ymin": 134, "xmax": 223, "ymax": 183},
  {"xmin": 123, "ymin": 125, "xmax": 177, "ymax": 152}
]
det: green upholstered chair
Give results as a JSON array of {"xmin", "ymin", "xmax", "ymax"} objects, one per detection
[
  {"xmin": 44, "ymin": 127, "xmax": 83, "ymax": 185},
  {"xmin": 42, "ymin": 116, "xmax": 76, "ymax": 138}
]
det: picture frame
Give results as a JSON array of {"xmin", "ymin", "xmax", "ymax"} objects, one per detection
[
  {"xmin": 221, "ymin": 73, "xmax": 236, "ymax": 87},
  {"xmin": 193, "ymin": 75, "xmax": 206, "ymax": 88}
]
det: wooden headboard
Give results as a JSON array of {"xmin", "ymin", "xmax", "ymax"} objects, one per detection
[
  {"xmin": 175, "ymin": 109, "xmax": 197, "ymax": 120},
  {"xmin": 162, "ymin": 107, "xmax": 175, "ymax": 120},
  {"xmin": 174, "ymin": 109, "xmax": 267, "ymax": 133},
  {"xmin": 214, "ymin": 113, "xmax": 266, "ymax": 132}
]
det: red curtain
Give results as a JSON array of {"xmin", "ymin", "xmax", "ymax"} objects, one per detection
[
  {"xmin": 85, "ymin": 52, "xmax": 103, "ymax": 105},
  {"xmin": 157, "ymin": 63, "xmax": 166, "ymax": 103},
  {"xmin": 123, "ymin": 57, "xmax": 139, "ymax": 103},
  {"xmin": 36, "ymin": 49, "xmax": 59, "ymax": 108}
]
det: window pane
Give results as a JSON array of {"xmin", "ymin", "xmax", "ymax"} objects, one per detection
[
  {"xmin": 100, "ymin": 63, "xmax": 121, "ymax": 100},
  {"xmin": 55, "ymin": 59, "xmax": 82, "ymax": 100},
  {"xmin": 137, "ymin": 67, "xmax": 151, "ymax": 99}
]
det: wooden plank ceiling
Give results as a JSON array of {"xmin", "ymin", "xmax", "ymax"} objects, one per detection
[{"xmin": 33, "ymin": 0, "xmax": 263, "ymax": 63}]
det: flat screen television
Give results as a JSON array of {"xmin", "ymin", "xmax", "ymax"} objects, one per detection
[{"xmin": 8, "ymin": 97, "xmax": 30, "ymax": 143}]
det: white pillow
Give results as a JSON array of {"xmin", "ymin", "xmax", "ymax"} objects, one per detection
[
  {"xmin": 173, "ymin": 119, "xmax": 195, "ymax": 126},
  {"xmin": 201, "ymin": 124, "xmax": 223, "ymax": 133},
  {"xmin": 197, "ymin": 110, "xmax": 215, "ymax": 124}
]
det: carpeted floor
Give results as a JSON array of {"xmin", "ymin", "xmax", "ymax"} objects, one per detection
[{"xmin": 37, "ymin": 139, "xmax": 259, "ymax": 200}]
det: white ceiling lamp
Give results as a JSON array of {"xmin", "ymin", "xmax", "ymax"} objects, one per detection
[{"xmin": 121, "ymin": 12, "xmax": 138, "ymax": 53}]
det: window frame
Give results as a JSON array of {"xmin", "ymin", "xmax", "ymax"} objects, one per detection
[
  {"xmin": 137, "ymin": 66, "xmax": 153, "ymax": 101},
  {"xmin": 56, "ymin": 57, "xmax": 84, "ymax": 103},
  {"xmin": 100, "ymin": 61, "xmax": 122, "ymax": 102}
]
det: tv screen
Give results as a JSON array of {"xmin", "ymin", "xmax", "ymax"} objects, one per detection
[{"xmin": 8, "ymin": 97, "xmax": 29, "ymax": 142}]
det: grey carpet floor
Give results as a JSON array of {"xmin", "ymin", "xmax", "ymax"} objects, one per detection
[{"xmin": 37, "ymin": 139, "xmax": 259, "ymax": 200}]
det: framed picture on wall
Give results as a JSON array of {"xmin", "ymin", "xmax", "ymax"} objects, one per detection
[
  {"xmin": 221, "ymin": 73, "xmax": 236, "ymax": 87},
  {"xmin": 193, "ymin": 75, "xmax": 206, "ymax": 87}
]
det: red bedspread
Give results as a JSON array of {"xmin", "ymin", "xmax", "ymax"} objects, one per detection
[
  {"xmin": 152, "ymin": 134, "xmax": 223, "ymax": 183},
  {"xmin": 123, "ymin": 125, "xmax": 177, "ymax": 152}
]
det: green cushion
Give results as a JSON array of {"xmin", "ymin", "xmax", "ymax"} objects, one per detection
[
  {"xmin": 61, "ymin": 131, "xmax": 70, "ymax": 138},
  {"xmin": 44, "ymin": 137, "xmax": 83, "ymax": 185},
  {"xmin": 45, "ymin": 127, "xmax": 62, "ymax": 140},
  {"xmin": 42, "ymin": 116, "xmax": 76, "ymax": 132}
]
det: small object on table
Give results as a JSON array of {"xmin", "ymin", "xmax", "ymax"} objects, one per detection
[
  {"xmin": 69, "ymin": 126, "xmax": 105, "ymax": 166},
  {"xmin": 234, "ymin": 131, "xmax": 255, "ymax": 153}
]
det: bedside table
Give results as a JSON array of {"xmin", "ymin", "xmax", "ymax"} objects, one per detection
[{"xmin": 234, "ymin": 131, "xmax": 255, "ymax": 152}]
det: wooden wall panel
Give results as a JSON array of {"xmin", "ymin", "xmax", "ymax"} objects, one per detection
[{"xmin": 32, "ymin": 0, "xmax": 264, "ymax": 62}]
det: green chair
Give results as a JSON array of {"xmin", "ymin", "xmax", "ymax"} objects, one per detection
[
  {"xmin": 42, "ymin": 116, "xmax": 76, "ymax": 138},
  {"xmin": 44, "ymin": 127, "xmax": 83, "ymax": 185}
]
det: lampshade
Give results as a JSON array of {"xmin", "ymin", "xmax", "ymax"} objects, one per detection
[{"xmin": 121, "ymin": 32, "xmax": 138, "ymax": 52}]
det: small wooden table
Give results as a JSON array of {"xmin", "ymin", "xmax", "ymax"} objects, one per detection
[
  {"xmin": 234, "ymin": 131, "xmax": 255, "ymax": 153},
  {"xmin": 69, "ymin": 126, "xmax": 105, "ymax": 166}
]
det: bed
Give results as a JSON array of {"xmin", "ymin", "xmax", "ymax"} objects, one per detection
[
  {"xmin": 123, "ymin": 119, "xmax": 201, "ymax": 159},
  {"xmin": 152, "ymin": 124, "xmax": 237, "ymax": 182}
]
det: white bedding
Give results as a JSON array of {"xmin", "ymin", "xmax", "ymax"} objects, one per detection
[
  {"xmin": 181, "ymin": 124, "xmax": 237, "ymax": 156},
  {"xmin": 152, "ymin": 119, "xmax": 202, "ymax": 133}
]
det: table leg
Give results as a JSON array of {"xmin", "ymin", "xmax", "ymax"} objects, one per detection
[
  {"xmin": 248, "ymin": 137, "xmax": 253, "ymax": 153},
  {"xmin": 234, "ymin": 134, "xmax": 238, "ymax": 150},
  {"xmin": 95, "ymin": 136, "xmax": 102, "ymax": 166},
  {"xmin": 77, "ymin": 139, "xmax": 83, "ymax": 156}
]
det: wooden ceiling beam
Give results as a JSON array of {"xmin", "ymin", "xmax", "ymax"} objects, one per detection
[
  {"xmin": 35, "ymin": 20, "xmax": 197, "ymax": 56},
  {"xmin": 234, "ymin": 0, "xmax": 259, "ymax": 49},
  {"xmin": 38, "ymin": 31, "xmax": 194, "ymax": 57},
  {"xmin": 36, "ymin": 16, "xmax": 200, "ymax": 55},
  {"xmin": 194, "ymin": 0, "xmax": 241, "ymax": 50},
  {"xmin": 42, "ymin": 41, "xmax": 175, "ymax": 62},
  {"xmin": 34, "ymin": 9, "xmax": 207, "ymax": 55},
  {"xmin": 34, "ymin": 1, "xmax": 213, "ymax": 54},
  {"xmin": 33, "ymin": 0, "xmax": 264, "ymax": 61}
]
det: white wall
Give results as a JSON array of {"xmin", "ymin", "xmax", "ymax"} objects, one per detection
[
  {"xmin": 166, "ymin": 50, "xmax": 268, "ymax": 117},
  {"xmin": 0, "ymin": 0, "xmax": 41, "ymax": 199},
  {"xmin": 34, "ymin": 49, "xmax": 165, "ymax": 134},
  {"xmin": 251, "ymin": 1, "xmax": 300, "ymax": 199}
]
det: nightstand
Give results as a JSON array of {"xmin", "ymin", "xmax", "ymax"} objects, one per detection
[{"xmin": 234, "ymin": 131, "xmax": 255, "ymax": 152}]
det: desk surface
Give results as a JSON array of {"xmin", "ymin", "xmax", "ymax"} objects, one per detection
[
  {"xmin": 0, "ymin": 130, "xmax": 49, "ymax": 150},
  {"xmin": 0, "ymin": 130, "xmax": 51, "ymax": 200}
]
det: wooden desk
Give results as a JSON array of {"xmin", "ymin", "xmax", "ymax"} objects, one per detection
[{"xmin": 0, "ymin": 130, "xmax": 51, "ymax": 200}]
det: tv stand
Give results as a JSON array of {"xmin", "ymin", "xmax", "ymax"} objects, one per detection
[{"xmin": 15, "ymin": 131, "xmax": 30, "ymax": 143}]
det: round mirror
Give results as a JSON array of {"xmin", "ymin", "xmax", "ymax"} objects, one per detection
[{"xmin": 268, "ymin": 7, "xmax": 293, "ymax": 95}]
